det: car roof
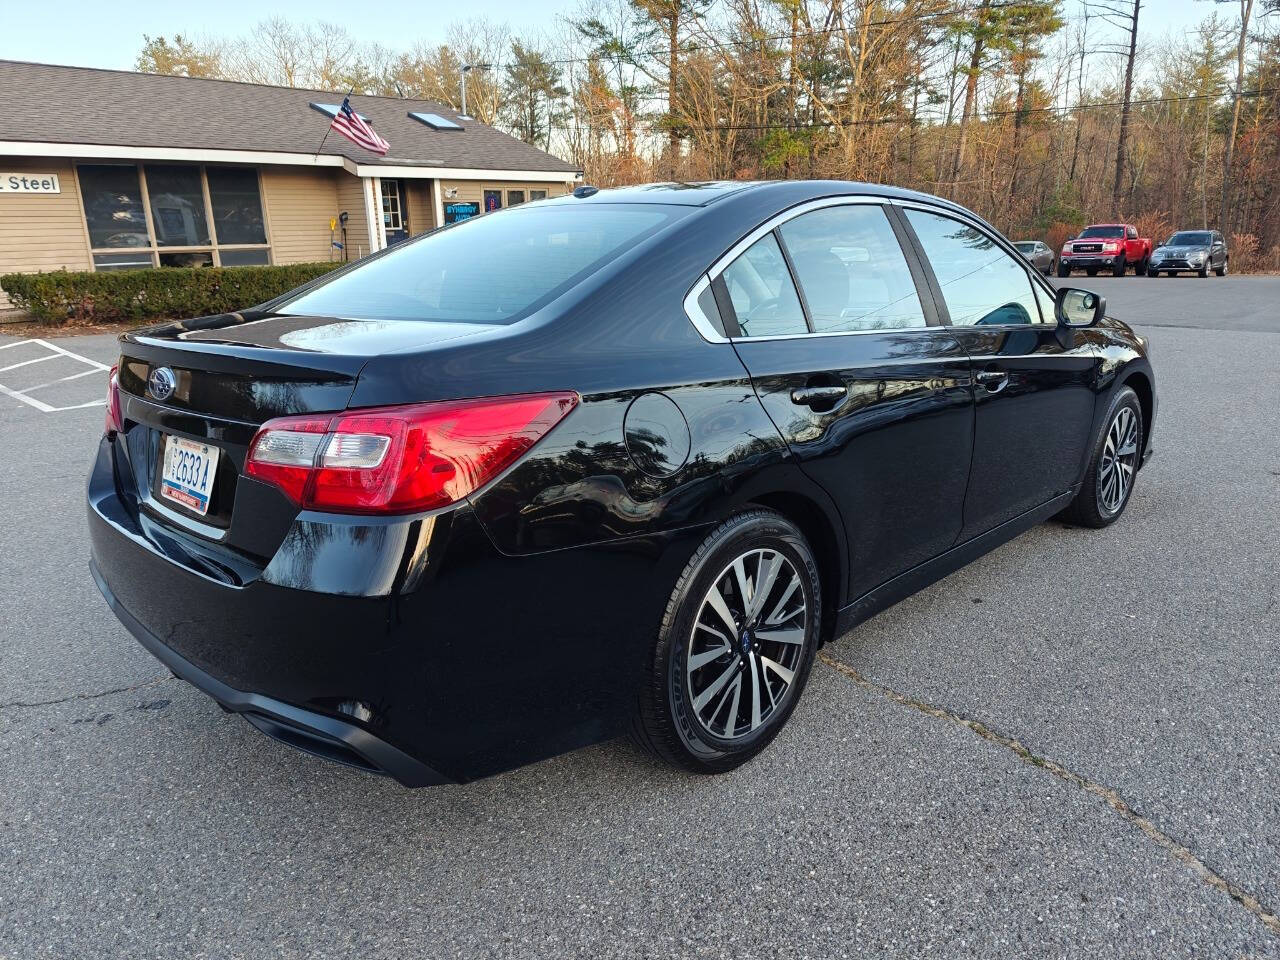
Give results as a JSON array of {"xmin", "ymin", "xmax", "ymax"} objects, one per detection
[{"xmin": 539, "ymin": 179, "xmax": 981, "ymax": 210}]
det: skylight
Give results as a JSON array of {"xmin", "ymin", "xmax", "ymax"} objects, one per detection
[
  {"xmin": 309, "ymin": 102, "xmax": 371, "ymax": 122},
  {"xmin": 409, "ymin": 112, "xmax": 464, "ymax": 131}
]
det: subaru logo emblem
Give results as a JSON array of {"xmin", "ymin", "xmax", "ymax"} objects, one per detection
[{"xmin": 147, "ymin": 366, "xmax": 176, "ymax": 402}]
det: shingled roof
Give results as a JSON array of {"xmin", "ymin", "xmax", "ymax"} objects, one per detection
[{"xmin": 0, "ymin": 60, "xmax": 581, "ymax": 174}]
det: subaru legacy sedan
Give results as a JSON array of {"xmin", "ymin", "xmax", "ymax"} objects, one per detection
[{"xmin": 89, "ymin": 181, "xmax": 1156, "ymax": 786}]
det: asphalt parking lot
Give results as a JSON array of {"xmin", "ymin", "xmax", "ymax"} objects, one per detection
[{"xmin": 1, "ymin": 274, "xmax": 1277, "ymax": 958}]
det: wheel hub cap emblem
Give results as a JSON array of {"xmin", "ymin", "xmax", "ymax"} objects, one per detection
[{"xmin": 739, "ymin": 628, "xmax": 752, "ymax": 655}]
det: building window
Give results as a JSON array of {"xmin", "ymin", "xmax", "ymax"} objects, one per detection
[
  {"xmin": 483, "ymin": 189, "xmax": 502, "ymax": 213},
  {"xmin": 78, "ymin": 165, "xmax": 149, "ymax": 250},
  {"xmin": 507, "ymin": 189, "xmax": 526, "ymax": 206},
  {"xmin": 530, "ymin": 189, "xmax": 547, "ymax": 201},
  {"xmin": 380, "ymin": 180, "xmax": 403, "ymax": 230},
  {"xmin": 76, "ymin": 163, "xmax": 271, "ymax": 270}
]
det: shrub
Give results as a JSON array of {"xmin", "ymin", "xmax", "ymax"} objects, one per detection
[{"xmin": 0, "ymin": 262, "xmax": 346, "ymax": 325}]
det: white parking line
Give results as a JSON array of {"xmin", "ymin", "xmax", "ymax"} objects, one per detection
[{"xmin": 0, "ymin": 338, "xmax": 109, "ymax": 412}]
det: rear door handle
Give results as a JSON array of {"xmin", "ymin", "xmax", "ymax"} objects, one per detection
[
  {"xmin": 790, "ymin": 385, "xmax": 848, "ymax": 407},
  {"xmin": 975, "ymin": 369, "xmax": 1009, "ymax": 392}
]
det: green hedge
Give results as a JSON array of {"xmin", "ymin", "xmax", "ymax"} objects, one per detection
[{"xmin": 0, "ymin": 262, "xmax": 346, "ymax": 324}]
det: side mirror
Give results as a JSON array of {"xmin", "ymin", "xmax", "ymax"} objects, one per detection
[{"xmin": 1056, "ymin": 287, "xmax": 1105, "ymax": 328}]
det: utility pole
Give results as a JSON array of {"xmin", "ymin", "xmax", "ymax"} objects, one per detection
[{"xmin": 460, "ymin": 63, "xmax": 492, "ymax": 120}]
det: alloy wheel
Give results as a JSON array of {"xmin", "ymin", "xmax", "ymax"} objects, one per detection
[
  {"xmin": 1097, "ymin": 406, "xmax": 1139, "ymax": 515},
  {"xmin": 685, "ymin": 548, "xmax": 807, "ymax": 740}
]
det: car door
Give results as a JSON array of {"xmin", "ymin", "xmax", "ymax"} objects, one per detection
[
  {"xmin": 702, "ymin": 198, "xmax": 975, "ymax": 599},
  {"xmin": 1212, "ymin": 232, "xmax": 1227, "ymax": 270},
  {"xmin": 897, "ymin": 204, "xmax": 1099, "ymax": 539}
]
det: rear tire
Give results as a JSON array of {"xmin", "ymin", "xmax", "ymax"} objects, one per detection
[
  {"xmin": 1215, "ymin": 259, "xmax": 1227, "ymax": 277},
  {"xmin": 631, "ymin": 510, "xmax": 821, "ymax": 774},
  {"xmin": 1086, "ymin": 267, "xmax": 1098, "ymax": 277},
  {"xmin": 1059, "ymin": 386, "xmax": 1143, "ymax": 529}
]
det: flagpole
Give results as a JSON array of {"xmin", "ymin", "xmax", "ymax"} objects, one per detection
[{"xmin": 314, "ymin": 85, "xmax": 356, "ymax": 160}]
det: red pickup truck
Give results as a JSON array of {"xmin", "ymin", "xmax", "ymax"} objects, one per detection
[{"xmin": 1058, "ymin": 223, "xmax": 1152, "ymax": 277}]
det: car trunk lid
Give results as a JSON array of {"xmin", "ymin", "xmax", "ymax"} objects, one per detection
[{"xmin": 111, "ymin": 311, "xmax": 496, "ymax": 557}]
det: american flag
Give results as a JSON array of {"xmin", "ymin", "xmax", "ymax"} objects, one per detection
[{"xmin": 329, "ymin": 97, "xmax": 389, "ymax": 156}]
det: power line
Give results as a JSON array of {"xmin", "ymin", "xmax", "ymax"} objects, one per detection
[
  {"xmin": 479, "ymin": 1, "xmax": 1036, "ymax": 72},
  {"xmin": 539, "ymin": 89, "xmax": 1260, "ymax": 134}
]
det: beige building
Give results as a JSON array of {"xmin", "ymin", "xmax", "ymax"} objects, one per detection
[{"xmin": 0, "ymin": 60, "xmax": 582, "ymax": 306}]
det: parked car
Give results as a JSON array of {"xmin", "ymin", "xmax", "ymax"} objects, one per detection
[
  {"xmin": 88, "ymin": 181, "xmax": 1157, "ymax": 786},
  {"xmin": 1147, "ymin": 230, "xmax": 1228, "ymax": 277},
  {"xmin": 1013, "ymin": 240, "xmax": 1055, "ymax": 274},
  {"xmin": 1058, "ymin": 223, "xmax": 1152, "ymax": 277}
]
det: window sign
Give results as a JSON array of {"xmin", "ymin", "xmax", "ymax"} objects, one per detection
[
  {"xmin": 1, "ymin": 173, "xmax": 61, "ymax": 193},
  {"xmin": 445, "ymin": 201, "xmax": 480, "ymax": 224},
  {"xmin": 483, "ymin": 190, "xmax": 502, "ymax": 213}
]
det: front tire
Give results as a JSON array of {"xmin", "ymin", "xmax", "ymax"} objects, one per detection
[
  {"xmin": 1057, "ymin": 262, "xmax": 1070, "ymax": 278},
  {"xmin": 631, "ymin": 510, "xmax": 821, "ymax": 773},
  {"xmin": 1059, "ymin": 386, "xmax": 1144, "ymax": 528},
  {"xmin": 1216, "ymin": 259, "xmax": 1228, "ymax": 277},
  {"xmin": 1112, "ymin": 255, "xmax": 1127, "ymax": 277}
]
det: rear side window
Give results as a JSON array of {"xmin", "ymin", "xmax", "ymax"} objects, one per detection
[
  {"xmin": 721, "ymin": 233, "xmax": 808, "ymax": 337},
  {"xmin": 904, "ymin": 209, "xmax": 1042, "ymax": 326},
  {"xmin": 280, "ymin": 205, "xmax": 677, "ymax": 324},
  {"xmin": 778, "ymin": 205, "xmax": 926, "ymax": 333}
]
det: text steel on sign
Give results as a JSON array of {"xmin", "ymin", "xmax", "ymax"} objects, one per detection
[{"xmin": 0, "ymin": 173, "xmax": 61, "ymax": 194}]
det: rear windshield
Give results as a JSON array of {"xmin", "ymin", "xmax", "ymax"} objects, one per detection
[
  {"xmin": 1013, "ymin": 242, "xmax": 1036, "ymax": 253},
  {"xmin": 1168, "ymin": 231, "xmax": 1212, "ymax": 246},
  {"xmin": 1079, "ymin": 226, "xmax": 1124, "ymax": 239},
  {"xmin": 280, "ymin": 204, "xmax": 679, "ymax": 324}
]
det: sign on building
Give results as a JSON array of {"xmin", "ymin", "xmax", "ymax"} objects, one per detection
[{"xmin": 0, "ymin": 173, "xmax": 61, "ymax": 194}]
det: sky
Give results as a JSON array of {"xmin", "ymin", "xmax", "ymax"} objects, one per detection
[{"xmin": 0, "ymin": 0, "xmax": 1231, "ymax": 76}]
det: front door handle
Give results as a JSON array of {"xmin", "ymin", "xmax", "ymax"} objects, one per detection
[
  {"xmin": 975, "ymin": 369, "xmax": 1009, "ymax": 392},
  {"xmin": 790, "ymin": 385, "xmax": 848, "ymax": 407}
]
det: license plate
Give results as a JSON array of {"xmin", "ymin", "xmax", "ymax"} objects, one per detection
[{"xmin": 160, "ymin": 435, "xmax": 220, "ymax": 516}]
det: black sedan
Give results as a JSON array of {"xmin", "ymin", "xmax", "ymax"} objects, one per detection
[
  {"xmin": 88, "ymin": 181, "xmax": 1156, "ymax": 785},
  {"xmin": 1148, "ymin": 230, "xmax": 1229, "ymax": 277}
]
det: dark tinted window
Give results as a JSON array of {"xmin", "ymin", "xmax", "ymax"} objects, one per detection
[
  {"xmin": 1168, "ymin": 231, "xmax": 1212, "ymax": 246},
  {"xmin": 145, "ymin": 165, "xmax": 210, "ymax": 246},
  {"xmin": 779, "ymin": 205, "xmax": 926, "ymax": 332},
  {"xmin": 281, "ymin": 205, "xmax": 676, "ymax": 324},
  {"xmin": 1014, "ymin": 242, "xmax": 1036, "ymax": 254},
  {"xmin": 78, "ymin": 165, "xmax": 149, "ymax": 249},
  {"xmin": 721, "ymin": 233, "xmax": 808, "ymax": 337},
  {"xmin": 206, "ymin": 167, "xmax": 267, "ymax": 245},
  {"xmin": 905, "ymin": 209, "xmax": 1041, "ymax": 326},
  {"xmin": 1079, "ymin": 226, "xmax": 1125, "ymax": 239}
]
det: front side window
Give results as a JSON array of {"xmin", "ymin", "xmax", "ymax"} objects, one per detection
[
  {"xmin": 905, "ymin": 209, "xmax": 1042, "ymax": 326},
  {"xmin": 778, "ymin": 205, "xmax": 926, "ymax": 333},
  {"xmin": 720, "ymin": 233, "xmax": 808, "ymax": 338},
  {"xmin": 280, "ymin": 204, "xmax": 679, "ymax": 324}
]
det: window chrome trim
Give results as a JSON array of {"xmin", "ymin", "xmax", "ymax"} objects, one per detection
[
  {"xmin": 682, "ymin": 194, "xmax": 930, "ymax": 344},
  {"xmin": 683, "ymin": 273, "xmax": 726, "ymax": 343},
  {"xmin": 681, "ymin": 192, "xmax": 1059, "ymax": 343}
]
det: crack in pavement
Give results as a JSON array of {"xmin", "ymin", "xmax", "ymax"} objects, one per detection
[
  {"xmin": 0, "ymin": 674, "xmax": 172, "ymax": 711},
  {"xmin": 817, "ymin": 651, "xmax": 1280, "ymax": 938}
]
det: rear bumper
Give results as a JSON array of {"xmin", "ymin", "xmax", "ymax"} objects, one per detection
[
  {"xmin": 90, "ymin": 559, "xmax": 449, "ymax": 786},
  {"xmin": 88, "ymin": 433, "xmax": 706, "ymax": 785}
]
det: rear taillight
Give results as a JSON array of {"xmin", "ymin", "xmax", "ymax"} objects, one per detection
[
  {"xmin": 245, "ymin": 392, "xmax": 578, "ymax": 515},
  {"xmin": 105, "ymin": 365, "xmax": 122, "ymax": 436}
]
